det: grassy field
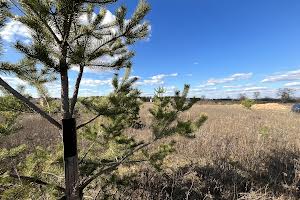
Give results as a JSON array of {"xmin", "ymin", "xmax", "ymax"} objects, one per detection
[{"xmin": 1, "ymin": 103, "xmax": 300, "ymax": 199}]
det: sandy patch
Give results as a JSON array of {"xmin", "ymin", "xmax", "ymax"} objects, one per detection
[{"xmin": 252, "ymin": 103, "xmax": 289, "ymax": 110}]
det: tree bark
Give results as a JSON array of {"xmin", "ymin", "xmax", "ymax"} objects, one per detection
[
  {"xmin": 70, "ymin": 65, "xmax": 84, "ymax": 116},
  {"xmin": 60, "ymin": 69, "xmax": 71, "ymax": 119},
  {"xmin": 62, "ymin": 118, "xmax": 80, "ymax": 200},
  {"xmin": 60, "ymin": 69, "xmax": 80, "ymax": 199}
]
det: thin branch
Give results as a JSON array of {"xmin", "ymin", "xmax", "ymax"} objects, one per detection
[
  {"xmin": 0, "ymin": 77, "xmax": 62, "ymax": 129},
  {"xmin": 79, "ymin": 164, "xmax": 118, "ymax": 191},
  {"xmin": 89, "ymin": 33, "xmax": 126, "ymax": 59},
  {"xmin": 70, "ymin": 65, "xmax": 84, "ymax": 116},
  {"xmin": 8, "ymin": 0, "xmax": 26, "ymax": 16},
  {"xmin": 85, "ymin": 64, "xmax": 111, "ymax": 68},
  {"xmin": 29, "ymin": 7, "xmax": 62, "ymax": 45},
  {"xmin": 50, "ymin": 10, "xmax": 63, "ymax": 37},
  {"xmin": 76, "ymin": 107, "xmax": 132, "ymax": 129},
  {"xmin": 9, "ymin": 173, "xmax": 65, "ymax": 192},
  {"xmin": 79, "ymin": 142, "xmax": 150, "ymax": 191},
  {"xmin": 76, "ymin": 114, "xmax": 101, "ymax": 130},
  {"xmin": 62, "ymin": 11, "xmax": 74, "ymax": 46},
  {"xmin": 84, "ymin": 0, "xmax": 117, "ymax": 4},
  {"xmin": 79, "ymin": 141, "xmax": 96, "ymax": 165}
]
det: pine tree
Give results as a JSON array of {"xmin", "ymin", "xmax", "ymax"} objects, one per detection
[
  {"xmin": 0, "ymin": 67, "xmax": 207, "ymax": 199},
  {"xmin": 0, "ymin": 1, "xmax": 208, "ymax": 199},
  {"xmin": 0, "ymin": 0, "xmax": 150, "ymax": 199},
  {"xmin": 0, "ymin": 86, "xmax": 31, "ymax": 136}
]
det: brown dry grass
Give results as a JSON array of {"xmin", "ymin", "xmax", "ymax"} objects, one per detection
[
  {"xmin": 252, "ymin": 103, "xmax": 290, "ymax": 111},
  {"xmin": 1, "ymin": 103, "xmax": 300, "ymax": 199},
  {"xmin": 121, "ymin": 103, "xmax": 300, "ymax": 199}
]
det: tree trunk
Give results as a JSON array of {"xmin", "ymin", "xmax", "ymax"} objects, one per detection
[
  {"xmin": 62, "ymin": 118, "xmax": 80, "ymax": 200},
  {"xmin": 60, "ymin": 68, "xmax": 80, "ymax": 199},
  {"xmin": 60, "ymin": 68, "xmax": 71, "ymax": 119}
]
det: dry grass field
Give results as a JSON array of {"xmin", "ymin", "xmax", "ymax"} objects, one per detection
[{"xmin": 1, "ymin": 103, "xmax": 300, "ymax": 199}]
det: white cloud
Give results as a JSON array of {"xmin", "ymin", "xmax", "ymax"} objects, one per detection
[
  {"xmin": 199, "ymin": 72, "xmax": 253, "ymax": 87},
  {"xmin": 284, "ymin": 82, "xmax": 300, "ymax": 87},
  {"xmin": 71, "ymin": 60, "xmax": 119, "ymax": 73},
  {"xmin": 193, "ymin": 62, "xmax": 199, "ymax": 65},
  {"xmin": 243, "ymin": 86, "xmax": 268, "ymax": 91},
  {"xmin": 78, "ymin": 9, "xmax": 151, "ymax": 40},
  {"xmin": 103, "ymin": 10, "xmax": 117, "ymax": 25},
  {"xmin": 231, "ymin": 73, "xmax": 252, "ymax": 79},
  {"xmin": 45, "ymin": 82, "xmax": 61, "ymax": 98},
  {"xmin": 206, "ymin": 73, "xmax": 253, "ymax": 86},
  {"xmin": 88, "ymin": 54, "xmax": 121, "ymax": 68},
  {"xmin": 78, "ymin": 10, "xmax": 116, "ymax": 26},
  {"xmin": 136, "ymin": 73, "xmax": 178, "ymax": 86},
  {"xmin": 81, "ymin": 78, "xmax": 111, "ymax": 87},
  {"xmin": 0, "ymin": 20, "xmax": 32, "ymax": 42},
  {"xmin": 225, "ymin": 86, "xmax": 268, "ymax": 93},
  {"xmin": 164, "ymin": 86, "xmax": 178, "ymax": 95},
  {"xmin": 261, "ymin": 69, "xmax": 300, "ymax": 83},
  {"xmin": 191, "ymin": 87, "xmax": 217, "ymax": 92},
  {"xmin": 223, "ymin": 85, "xmax": 243, "ymax": 88},
  {"xmin": 78, "ymin": 13, "xmax": 97, "ymax": 25},
  {"xmin": 70, "ymin": 55, "xmax": 121, "ymax": 73},
  {"xmin": 71, "ymin": 65, "xmax": 101, "ymax": 73},
  {"xmin": 190, "ymin": 84, "xmax": 274, "ymax": 98},
  {"xmin": 187, "ymin": 84, "xmax": 283, "ymax": 99},
  {"xmin": 0, "ymin": 76, "xmax": 27, "ymax": 86},
  {"xmin": 0, "ymin": 10, "xmax": 116, "ymax": 44},
  {"xmin": 151, "ymin": 73, "xmax": 177, "ymax": 80},
  {"xmin": 129, "ymin": 75, "xmax": 141, "ymax": 79}
]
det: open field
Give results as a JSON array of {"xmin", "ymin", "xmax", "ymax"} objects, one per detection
[{"xmin": 1, "ymin": 103, "xmax": 300, "ymax": 199}]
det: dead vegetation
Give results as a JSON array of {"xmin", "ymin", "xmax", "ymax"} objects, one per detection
[
  {"xmin": 1, "ymin": 103, "xmax": 300, "ymax": 199},
  {"xmin": 252, "ymin": 103, "xmax": 290, "ymax": 111}
]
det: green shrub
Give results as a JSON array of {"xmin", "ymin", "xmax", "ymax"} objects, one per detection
[
  {"xmin": 259, "ymin": 126, "xmax": 270, "ymax": 138},
  {"xmin": 241, "ymin": 99, "xmax": 255, "ymax": 109}
]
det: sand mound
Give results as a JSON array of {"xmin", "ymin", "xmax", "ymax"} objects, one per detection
[{"xmin": 252, "ymin": 103, "xmax": 289, "ymax": 110}]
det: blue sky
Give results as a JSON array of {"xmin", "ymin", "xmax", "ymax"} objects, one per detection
[{"xmin": 1, "ymin": 0, "xmax": 300, "ymax": 98}]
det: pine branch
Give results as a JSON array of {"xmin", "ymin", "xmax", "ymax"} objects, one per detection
[
  {"xmin": 28, "ymin": 7, "xmax": 62, "ymax": 45},
  {"xmin": 79, "ymin": 141, "xmax": 96, "ymax": 165},
  {"xmin": 84, "ymin": 0, "xmax": 117, "ymax": 4},
  {"xmin": 76, "ymin": 114, "xmax": 101, "ymax": 130},
  {"xmin": 62, "ymin": 11, "xmax": 74, "ymax": 46},
  {"xmin": 0, "ymin": 62, "xmax": 31, "ymax": 76},
  {"xmin": 0, "ymin": 77, "xmax": 62, "ymax": 129},
  {"xmin": 78, "ymin": 142, "xmax": 151, "ymax": 191},
  {"xmin": 70, "ymin": 65, "xmax": 84, "ymax": 116},
  {"xmin": 85, "ymin": 64, "xmax": 116, "ymax": 69},
  {"xmin": 88, "ymin": 33, "xmax": 127, "ymax": 59},
  {"xmin": 51, "ymin": 11, "xmax": 64, "ymax": 38},
  {"xmin": 15, "ymin": 42, "xmax": 58, "ymax": 70},
  {"xmin": 7, "ymin": 0, "xmax": 25, "ymax": 16},
  {"xmin": 76, "ymin": 106, "xmax": 128, "ymax": 129}
]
